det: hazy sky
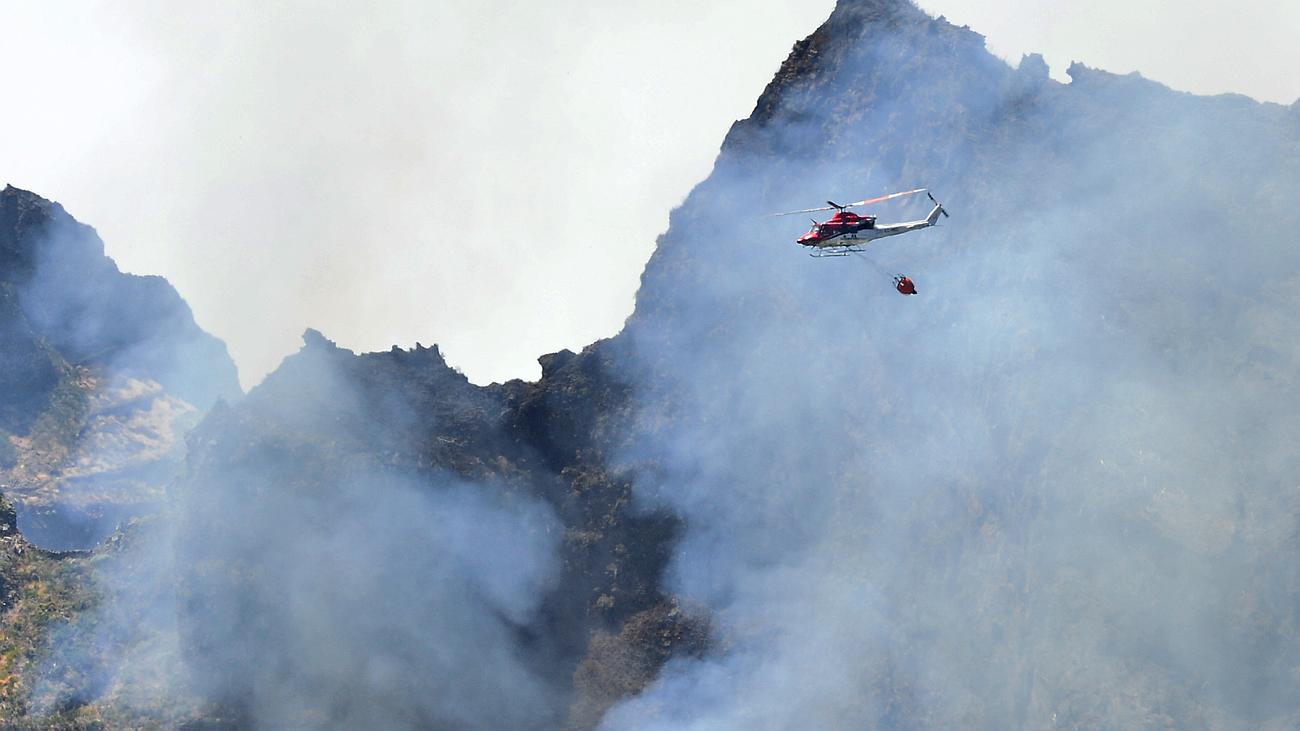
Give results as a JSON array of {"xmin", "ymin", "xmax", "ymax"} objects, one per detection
[{"xmin": 3, "ymin": 0, "xmax": 1298, "ymax": 389}]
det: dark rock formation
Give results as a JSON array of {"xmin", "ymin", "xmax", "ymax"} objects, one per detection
[
  {"xmin": 0, "ymin": 185, "xmax": 240, "ymax": 415},
  {"xmin": 170, "ymin": 331, "xmax": 683, "ymax": 727}
]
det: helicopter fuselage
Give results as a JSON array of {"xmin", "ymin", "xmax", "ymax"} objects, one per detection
[{"xmin": 798, "ymin": 202, "xmax": 947, "ymax": 255}]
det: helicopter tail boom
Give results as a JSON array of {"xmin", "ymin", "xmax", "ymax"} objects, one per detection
[{"xmin": 866, "ymin": 198, "xmax": 948, "ymax": 239}]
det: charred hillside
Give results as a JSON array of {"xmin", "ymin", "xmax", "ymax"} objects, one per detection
[{"xmin": 168, "ymin": 331, "xmax": 687, "ymax": 728}]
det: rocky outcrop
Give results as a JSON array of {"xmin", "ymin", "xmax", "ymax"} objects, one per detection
[
  {"xmin": 0, "ymin": 186, "xmax": 239, "ymax": 415},
  {"xmin": 567, "ymin": 600, "xmax": 710, "ymax": 730},
  {"xmin": 169, "ymin": 330, "xmax": 682, "ymax": 726}
]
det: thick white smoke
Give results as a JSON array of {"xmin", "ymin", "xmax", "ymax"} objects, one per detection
[
  {"xmin": 601, "ymin": 2, "xmax": 1300, "ymax": 728},
  {"xmin": 28, "ymin": 331, "xmax": 567, "ymax": 728}
]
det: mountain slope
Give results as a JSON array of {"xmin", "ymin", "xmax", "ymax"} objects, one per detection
[
  {"xmin": 0, "ymin": 185, "xmax": 242, "ymax": 548},
  {"xmin": 163, "ymin": 331, "xmax": 689, "ymax": 728},
  {"xmin": 605, "ymin": 0, "xmax": 1300, "ymax": 727}
]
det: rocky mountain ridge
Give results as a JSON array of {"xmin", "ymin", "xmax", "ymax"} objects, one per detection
[{"xmin": 3, "ymin": 0, "xmax": 1300, "ymax": 727}]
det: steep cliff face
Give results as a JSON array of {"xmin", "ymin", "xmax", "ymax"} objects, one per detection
[
  {"xmin": 0, "ymin": 185, "xmax": 242, "ymax": 548},
  {"xmin": 0, "ymin": 186, "xmax": 240, "ymax": 415}
]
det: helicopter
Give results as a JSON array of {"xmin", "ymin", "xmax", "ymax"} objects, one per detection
[{"xmin": 771, "ymin": 188, "xmax": 948, "ymax": 257}]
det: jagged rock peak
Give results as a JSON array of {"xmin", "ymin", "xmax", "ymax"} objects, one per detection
[
  {"xmin": 1, "ymin": 184, "xmax": 106, "ymax": 275},
  {"xmin": 538, "ymin": 349, "xmax": 579, "ymax": 379},
  {"xmin": 302, "ymin": 327, "xmax": 344, "ymax": 352},
  {"xmin": 1018, "ymin": 52, "xmax": 1050, "ymax": 80},
  {"xmin": 387, "ymin": 340, "xmax": 452, "ymax": 371},
  {"xmin": 1, "ymin": 185, "xmax": 242, "ymax": 414},
  {"xmin": 2, "ymin": 184, "xmax": 76, "ymax": 223},
  {"xmin": 831, "ymin": 0, "xmax": 929, "ymax": 21},
  {"xmin": 290, "ymin": 328, "xmax": 459, "ymax": 383},
  {"xmin": 726, "ymin": 0, "xmax": 994, "ymax": 148}
]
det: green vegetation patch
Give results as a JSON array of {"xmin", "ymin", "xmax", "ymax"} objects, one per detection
[{"xmin": 0, "ymin": 547, "xmax": 95, "ymax": 723}]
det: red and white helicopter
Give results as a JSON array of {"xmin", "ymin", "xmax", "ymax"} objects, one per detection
[{"xmin": 771, "ymin": 188, "xmax": 948, "ymax": 258}]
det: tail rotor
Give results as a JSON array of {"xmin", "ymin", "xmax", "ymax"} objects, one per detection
[{"xmin": 927, "ymin": 191, "xmax": 950, "ymax": 218}]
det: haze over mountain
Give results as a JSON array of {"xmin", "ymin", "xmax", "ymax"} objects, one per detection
[
  {"xmin": 2, "ymin": 0, "xmax": 1299, "ymax": 727},
  {"xmin": 4, "ymin": 1, "xmax": 1296, "ymax": 391},
  {"xmin": 0, "ymin": 185, "xmax": 240, "ymax": 548}
]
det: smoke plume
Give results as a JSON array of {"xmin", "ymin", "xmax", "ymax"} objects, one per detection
[{"xmin": 602, "ymin": 1, "xmax": 1300, "ymax": 727}]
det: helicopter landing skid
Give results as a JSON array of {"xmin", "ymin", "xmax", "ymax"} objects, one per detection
[{"xmin": 809, "ymin": 246, "xmax": 867, "ymax": 258}]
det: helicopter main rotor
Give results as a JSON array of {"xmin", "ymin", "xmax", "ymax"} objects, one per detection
[{"xmin": 769, "ymin": 188, "xmax": 928, "ymax": 217}]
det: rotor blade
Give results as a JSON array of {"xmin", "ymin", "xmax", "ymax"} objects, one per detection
[
  {"xmin": 766, "ymin": 205, "xmax": 838, "ymax": 217},
  {"xmin": 844, "ymin": 188, "xmax": 927, "ymax": 208},
  {"xmin": 766, "ymin": 188, "xmax": 927, "ymax": 216}
]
